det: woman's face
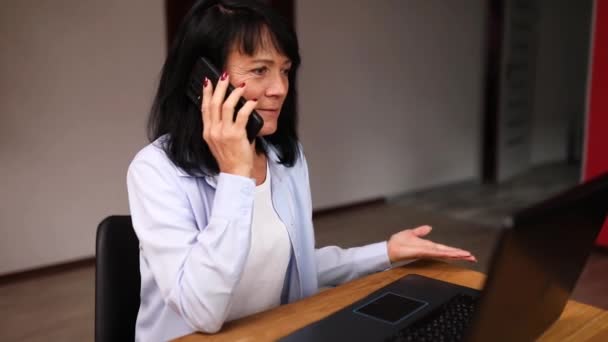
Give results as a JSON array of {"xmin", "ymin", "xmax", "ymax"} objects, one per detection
[{"xmin": 225, "ymin": 44, "xmax": 292, "ymax": 136}]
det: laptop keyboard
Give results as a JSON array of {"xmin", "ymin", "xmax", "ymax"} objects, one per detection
[{"xmin": 384, "ymin": 293, "xmax": 478, "ymax": 342}]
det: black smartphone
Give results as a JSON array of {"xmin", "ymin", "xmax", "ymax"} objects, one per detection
[{"xmin": 187, "ymin": 57, "xmax": 264, "ymax": 143}]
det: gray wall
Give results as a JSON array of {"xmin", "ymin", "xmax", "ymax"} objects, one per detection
[
  {"xmin": 0, "ymin": 0, "xmax": 486, "ymax": 274},
  {"xmin": 297, "ymin": 0, "xmax": 485, "ymax": 209},
  {"xmin": 531, "ymin": 0, "xmax": 593, "ymax": 165},
  {"xmin": 0, "ymin": 0, "xmax": 165, "ymax": 275}
]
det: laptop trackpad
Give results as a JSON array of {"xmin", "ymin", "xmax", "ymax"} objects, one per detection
[{"xmin": 353, "ymin": 292, "xmax": 428, "ymax": 324}]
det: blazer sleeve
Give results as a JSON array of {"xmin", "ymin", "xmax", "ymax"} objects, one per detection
[
  {"xmin": 127, "ymin": 148, "xmax": 254, "ymax": 333},
  {"xmin": 315, "ymin": 242, "xmax": 392, "ymax": 287}
]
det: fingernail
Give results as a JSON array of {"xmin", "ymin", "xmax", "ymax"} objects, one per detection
[
  {"xmin": 253, "ymin": 98, "xmax": 258, "ymax": 101},
  {"xmin": 203, "ymin": 77, "xmax": 209, "ymax": 87},
  {"xmin": 239, "ymin": 82, "xmax": 246, "ymax": 88},
  {"xmin": 220, "ymin": 71, "xmax": 228, "ymax": 80}
]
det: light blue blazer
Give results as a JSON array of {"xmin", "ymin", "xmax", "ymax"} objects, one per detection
[{"xmin": 127, "ymin": 136, "xmax": 391, "ymax": 341}]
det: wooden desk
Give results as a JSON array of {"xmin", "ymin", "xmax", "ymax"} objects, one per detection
[{"xmin": 176, "ymin": 260, "xmax": 608, "ymax": 341}]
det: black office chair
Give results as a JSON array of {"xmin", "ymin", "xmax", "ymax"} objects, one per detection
[{"xmin": 95, "ymin": 215, "xmax": 141, "ymax": 342}]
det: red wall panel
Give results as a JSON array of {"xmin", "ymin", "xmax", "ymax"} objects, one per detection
[{"xmin": 584, "ymin": 0, "xmax": 608, "ymax": 247}]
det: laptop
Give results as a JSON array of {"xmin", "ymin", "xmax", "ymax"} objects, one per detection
[{"xmin": 280, "ymin": 172, "xmax": 608, "ymax": 342}]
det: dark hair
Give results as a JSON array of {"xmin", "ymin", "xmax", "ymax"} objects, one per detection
[{"xmin": 147, "ymin": 0, "xmax": 301, "ymax": 176}]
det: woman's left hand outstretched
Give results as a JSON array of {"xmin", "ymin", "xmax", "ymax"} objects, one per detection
[{"xmin": 387, "ymin": 225, "xmax": 477, "ymax": 264}]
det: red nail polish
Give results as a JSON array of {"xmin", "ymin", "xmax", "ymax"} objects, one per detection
[
  {"xmin": 203, "ymin": 77, "xmax": 209, "ymax": 87},
  {"xmin": 220, "ymin": 71, "xmax": 228, "ymax": 80},
  {"xmin": 239, "ymin": 82, "xmax": 246, "ymax": 88}
]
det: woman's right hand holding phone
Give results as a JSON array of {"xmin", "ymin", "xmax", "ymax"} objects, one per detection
[{"xmin": 201, "ymin": 72, "xmax": 258, "ymax": 178}]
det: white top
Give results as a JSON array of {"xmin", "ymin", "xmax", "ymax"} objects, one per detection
[{"xmin": 226, "ymin": 162, "xmax": 291, "ymax": 321}]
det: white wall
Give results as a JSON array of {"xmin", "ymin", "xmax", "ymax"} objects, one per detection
[
  {"xmin": 531, "ymin": 0, "xmax": 592, "ymax": 164},
  {"xmin": 296, "ymin": 0, "xmax": 486, "ymax": 209},
  {"xmin": 1, "ymin": 0, "xmax": 487, "ymax": 274},
  {"xmin": 0, "ymin": 0, "xmax": 165, "ymax": 275}
]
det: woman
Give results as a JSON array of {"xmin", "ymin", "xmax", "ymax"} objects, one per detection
[{"xmin": 127, "ymin": 0, "xmax": 476, "ymax": 340}]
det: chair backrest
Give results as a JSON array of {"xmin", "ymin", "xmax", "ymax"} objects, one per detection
[{"xmin": 95, "ymin": 215, "xmax": 140, "ymax": 342}]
